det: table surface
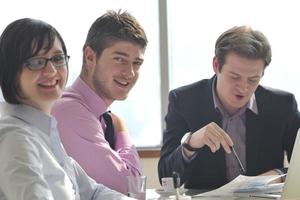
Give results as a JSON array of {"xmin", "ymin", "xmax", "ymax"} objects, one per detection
[{"xmin": 146, "ymin": 189, "xmax": 280, "ymax": 200}]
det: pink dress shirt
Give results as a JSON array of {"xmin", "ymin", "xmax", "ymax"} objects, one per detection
[{"xmin": 52, "ymin": 77, "xmax": 141, "ymax": 194}]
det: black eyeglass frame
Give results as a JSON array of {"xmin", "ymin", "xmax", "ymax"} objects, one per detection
[{"xmin": 24, "ymin": 54, "xmax": 70, "ymax": 71}]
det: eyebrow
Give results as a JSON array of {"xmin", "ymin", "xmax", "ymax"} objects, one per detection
[
  {"xmin": 36, "ymin": 49, "xmax": 64, "ymax": 57},
  {"xmin": 113, "ymin": 51, "xmax": 144, "ymax": 62},
  {"xmin": 229, "ymin": 72, "xmax": 261, "ymax": 79}
]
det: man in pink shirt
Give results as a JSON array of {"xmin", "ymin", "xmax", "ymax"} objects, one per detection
[{"xmin": 52, "ymin": 10, "xmax": 148, "ymax": 194}]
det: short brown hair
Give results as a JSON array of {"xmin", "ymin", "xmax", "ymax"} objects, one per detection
[
  {"xmin": 215, "ymin": 26, "xmax": 271, "ymax": 71},
  {"xmin": 82, "ymin": 10, "xmax": 148, "ymax": 64}
]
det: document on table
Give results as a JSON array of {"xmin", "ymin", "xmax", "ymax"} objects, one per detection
[{"xmin": 194, "ymin": 175, "xmax": 284, "ymax": 198}]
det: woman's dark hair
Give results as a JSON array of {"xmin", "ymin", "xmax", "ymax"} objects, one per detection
[{"xmin": 0, "ymin": 18, "xmax": 67, "ymax": 104}]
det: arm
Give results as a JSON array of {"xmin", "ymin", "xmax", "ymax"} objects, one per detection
[
  {"xmin": 257, "ymin": 93, "xmax": 300, "ymax": 182},
  {"xmin": 158, "ymin": 91, "xmax": 232, "ymax": 184},
  {"xmin": 70, "ymin": 158, "xmax": 134, "ymax": 200},
  {"xmin": 53, "ymin": 102, "xmax": 141, "ymax": 194},
  {"xmin": 111, "ymin": 113, "xmax": 141, "ymax": 174},
  {"xmin": 282, "ymin": 94, "xmax": 300, "ymax": 161},
  {"xmin": 158, "ymin": 91, "xmax": 193, "ymax": 183},
  {"xmin": 0, "ymin": 130, "xmax": 55, "ymax": 200}
]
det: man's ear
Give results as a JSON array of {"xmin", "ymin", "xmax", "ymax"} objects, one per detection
[
  {"xmin": 213, "ymin": 56, "xmax": 220, "ymax": 74},
  {"xmin": 84, "ymin": 46, "xmax": 97, "ymax": 70}
]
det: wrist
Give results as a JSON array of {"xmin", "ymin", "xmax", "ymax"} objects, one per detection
[
  {"xmin": 273, "ymin": 169, "xmax": 285, "ymax": 182},
  {"xmin": 181, "ymin": 132, "xmax": 202, "ymax": 152}
]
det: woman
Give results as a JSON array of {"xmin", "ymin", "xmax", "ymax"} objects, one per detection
[{"xmin": 0, "ymin": 18, "xmax": 132, "ymax": 200}]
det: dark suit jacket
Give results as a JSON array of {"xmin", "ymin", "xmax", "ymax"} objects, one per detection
[{"xmin": 158, "ymin": 77, "xmax": 300, "ymax": 190}]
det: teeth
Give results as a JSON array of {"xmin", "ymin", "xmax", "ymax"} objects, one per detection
[
  {"xmin": 117, "ymin": 80, "xmax": 128, "ymax": 86},
  {"xmin": 41, "ymin": 80, "xmax": 57, "ymax": 86}
]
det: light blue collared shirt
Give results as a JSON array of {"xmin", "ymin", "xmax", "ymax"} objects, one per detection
[{"xmin": 0, "ymin": 103, "xmax": 132, "ymax": 200}]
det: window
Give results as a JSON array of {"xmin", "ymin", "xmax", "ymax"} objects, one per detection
[{"xmin": 167, "ymin": 0, "xmax": 300, "ymax": 105}]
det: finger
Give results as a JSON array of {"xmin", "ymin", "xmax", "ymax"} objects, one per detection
[
  {"xmin": 204, "ymin": 132, "xmax": 227, "ymax": 154},
  {"xmin": 206, "ymin": 123, "xmax": 225, "ymax": 141},
  {"xmin": 223, "ymin": 132, "xmax": 233, "ymax": 146},
  {"xmin": 203, "ymin": 130, "xmax": 220, "ymax": 146},
  {"xmin": 210, "ymin": 123, "xmax": 233, "ymax": 153},
  {"xmin": 206, "ymin": 132, "xmax": 227, "ymax": 153},
  {"xmin": 215, "ymin": 130, "xmax": 233, "ymax": 153},
  {"xmin": 199, "ymin": 123, "xmax": 228, "ymax": 153},
  {"xmin": 201, "ymin": 128, "xmax": 223, "ymax": 152},
  {"xmin": 220, "ymin": 138, "xmax": 232, "ymax": 154},
  {"xmin": 204, "ymin": 137, "xmax": 218, "ymax": 153}
]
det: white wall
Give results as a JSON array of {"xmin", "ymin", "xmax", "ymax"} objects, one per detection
[{"xmin": 140, "ymin": 157, "xmax": 161, "ymax": 189}]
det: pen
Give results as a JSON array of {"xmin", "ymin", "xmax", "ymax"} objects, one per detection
[
  {"xmin": 172, "ymin": 171, "xmax": 180, "ymax": 200},
  {"xmin": 230, "ymin": 146, "xmax": 246, "ymax": 175}
]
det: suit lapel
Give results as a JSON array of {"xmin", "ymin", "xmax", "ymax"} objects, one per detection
[
  {"xmin": 189, "ymin": 76, "xmax": 220, "ymax": 132},
  {"xmin": 195, "ymin": 77, "xmax": 226, "ymax": 179},
  {"xmin": 245, "ymin": 89, "xmax": 266, "ymax": 175}
]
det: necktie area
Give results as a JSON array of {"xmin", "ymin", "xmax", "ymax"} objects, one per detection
[{"xmin": 102, "ymin": 111, "xmax": 115, "ymax": 150}]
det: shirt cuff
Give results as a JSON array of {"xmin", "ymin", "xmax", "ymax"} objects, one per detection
[
  {"xmin": 181, "ymin": 145, "xmax": 198, "ymax": 163},
  {"xmin": 273, "ymin": 169, "xmax": 286, "ymax": 182}
]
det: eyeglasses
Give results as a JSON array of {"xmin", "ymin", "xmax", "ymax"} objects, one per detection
[{"xmin": 24, "ymin": 54, "xmax": 70, "ymax": 71}]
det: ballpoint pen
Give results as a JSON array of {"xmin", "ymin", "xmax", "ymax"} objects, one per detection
[
  {"xmin": 230, "ymin": 146, "xmax": 246, "ymax": 175},
  {"xmin": 172, "ymin": 171, "xmax": 180, "ymax": 200}
]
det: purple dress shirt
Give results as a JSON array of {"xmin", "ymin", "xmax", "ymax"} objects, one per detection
[
  {"xmin": 182, "ymin": 78, "xmax": 258, "ymax": 181},
  {"xmin": 212, "ymin": 79, "xmax": 258, "ymax": 181},
  {"xmin": 52, "ymin": 77, "xmax": 141, "ymax": 194}
]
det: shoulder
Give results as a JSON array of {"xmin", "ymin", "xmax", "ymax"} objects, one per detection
[
  {"xmin": 170, "ymin": 78, "xmax": 212, "ymax": 99},
  {"xmin": 167, "ymin": 78, "xmax": 214, "ymax": 116},
  {"xmin": 256, "ymin": 85, "xmax": 296, "ymax": 102},
  {"xmin": 55, "ymin": 87, "xmax": 85, "ymax": 107},
  {"xmin": 256, "ymin": 85, "xmax": 298, "ymax": 114},
  {"xmin": 0, "ymin": 116, "xmax": 32, "ymax": 135},
  {"xmin": 52, "ymin": 89, "xmax": 91, "ymax": 117},
  {"xmin": 52, "ymin": 91, "xmax": 101, "ymax": 138},
  {"xmin": 0, "ymin": 117, "xmax": 40, "ymax": 151}
]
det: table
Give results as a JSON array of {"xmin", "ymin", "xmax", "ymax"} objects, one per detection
[{"xmin": 146, "ymin": 189, "xmax": 279, "ymax": 200}]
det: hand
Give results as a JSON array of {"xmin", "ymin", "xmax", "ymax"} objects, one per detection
[
  {"xmin": 110, "ymin": 113, "xmax": 129, "ymax": 134},
  {"xmin": 259, "ymin": 169, "xmax": 283, "ymax": 183},
  {"xmin": 189, "ymin": 122, "xmax": 233, "ymax": 154}
]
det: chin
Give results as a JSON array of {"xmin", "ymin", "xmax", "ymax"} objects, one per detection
[
  {"xmin": 232, "ymin": 104, "xmax": 246, "ymax": 111},
  {"xmin": 41, "ymin": 94, "xmax": 61, "ymax": 102},
  {"xmin": 115, "ymin": 94, "xmax": 128, "ymax": 101},
  {"xmin": 116, "ymin": 97, "xmax": 127, "ymax": 101}
]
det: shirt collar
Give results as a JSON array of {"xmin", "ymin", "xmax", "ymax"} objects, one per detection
[
  {"xmin": 70, "ymin": 77, "xmax": 108, "ymax": 117},
  {"xmin": 212, "ymin": 77, "xmax": 258, "ymax": 117},
  {"xmin": 0, "ymin": 102, "xmax": 56, "ymax": 136}
]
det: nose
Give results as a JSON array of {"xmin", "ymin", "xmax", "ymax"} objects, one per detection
[
  {"xmin": 122, "ymin": 63, "xmax": 135, "ymax": 79},
  {"xmin": 237, "ymin": 79, "xmax": 249, "ymax": 93},
  {"xmin": 42, "ymin": 60, "xmax": 57, "ymax": 75}
]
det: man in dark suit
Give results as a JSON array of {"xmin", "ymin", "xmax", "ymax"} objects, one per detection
[{"xmin": 158, "ymin": 26, "xmax": 300, "ymax": 190}]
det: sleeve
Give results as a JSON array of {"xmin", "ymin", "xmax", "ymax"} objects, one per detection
[
  {"xmin": 52, "ymin": 100, "xmax": 141, "ymax": 194},
  {"xmin": 115, "ymin": 131, "xmax": 141, "ymax": 176},
  {"xmin": 0, "ymin": 130, "xmax": 55, "ymax": 200},
  {"xmin": 158, "ymin": 90, "xmax": 191, "ymax": 185},
  {"xmin": 70, "ymin": 158, "xmax": 134, "ymax": 200},
  {"xmin": 283, "ymin": 94, "xmax": 300, "ymax": 161}
]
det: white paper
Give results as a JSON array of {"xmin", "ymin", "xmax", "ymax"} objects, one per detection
[{"xmin": 194, "ymin": 175, "xmax": 284, "ymax": 197}]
